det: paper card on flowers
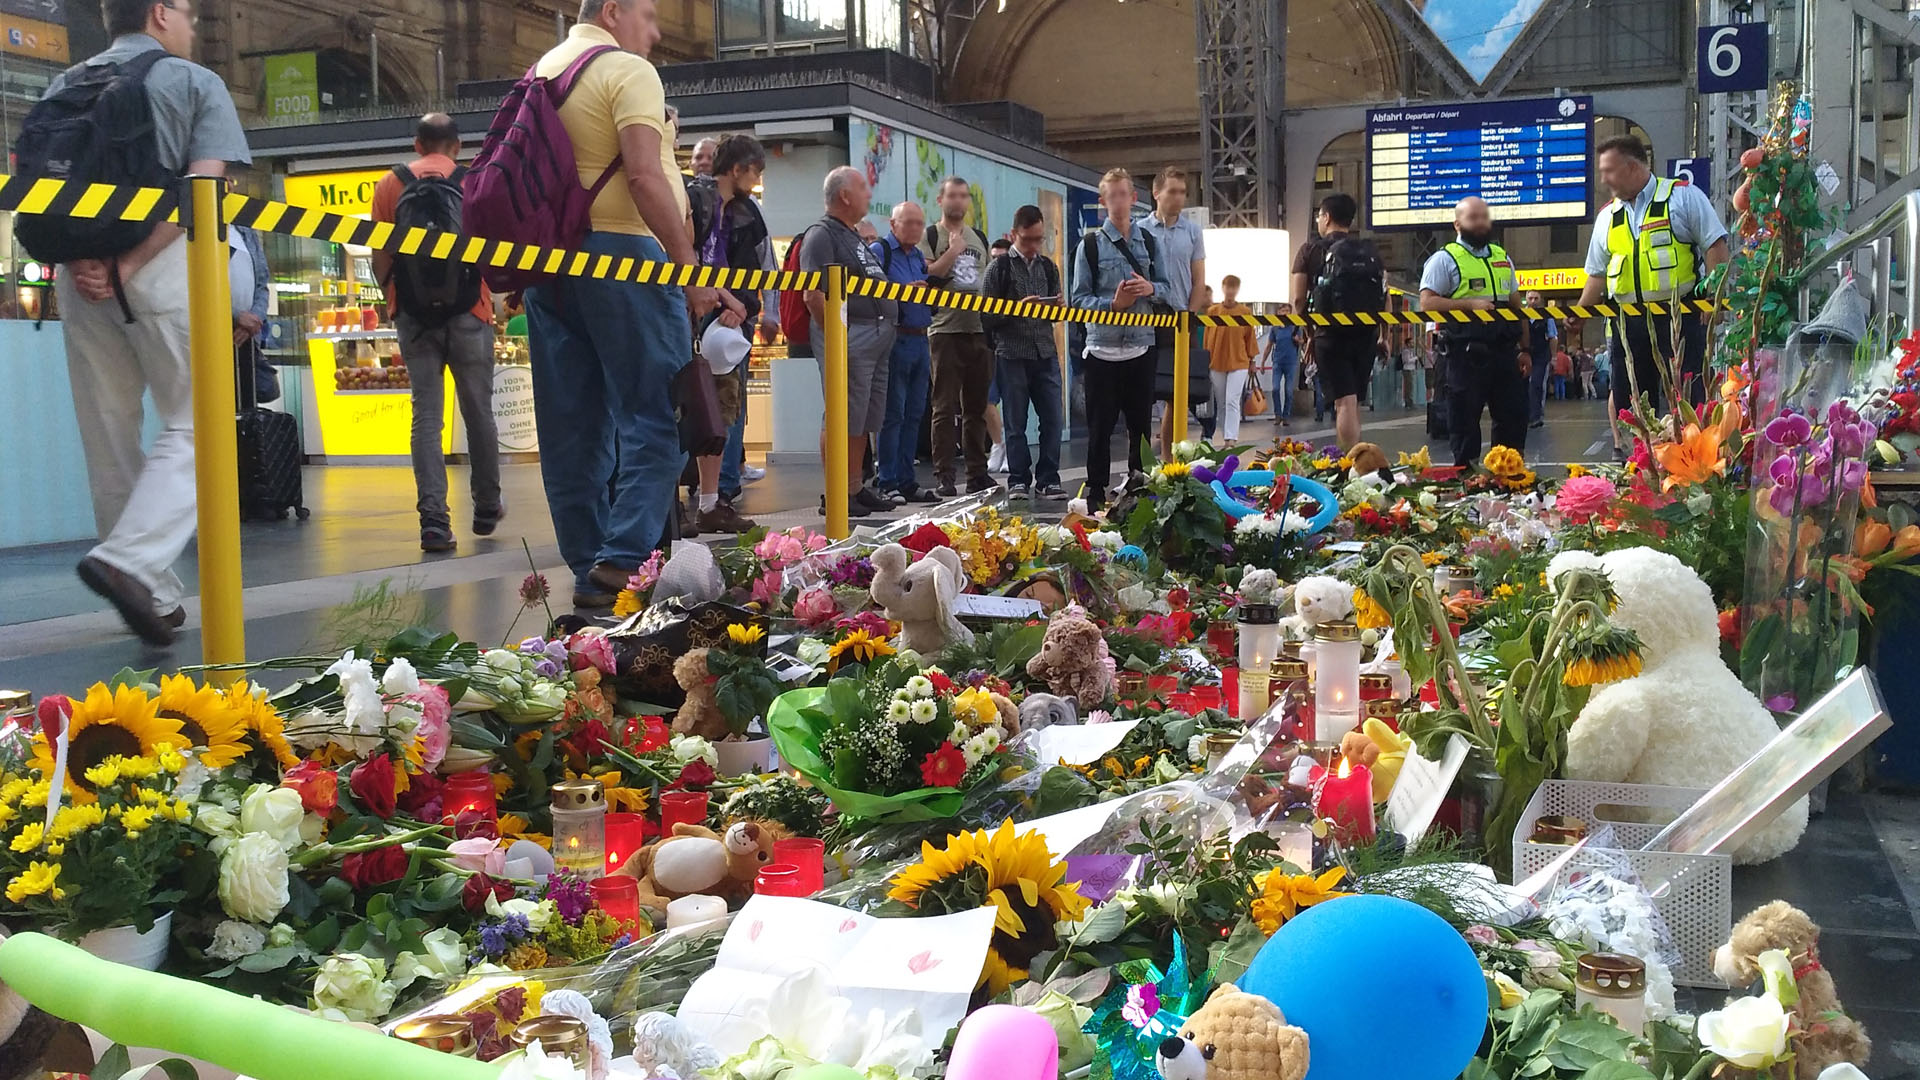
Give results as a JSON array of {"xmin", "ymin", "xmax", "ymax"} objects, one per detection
[
  {"xmin": 1022, "ymin": 720, "xmax": 1141, "ymax": 766},
  {"xmin": 676, "ymin": 896, "xmax": 995, "ymax": 1057},
  {"xmin": 1385, "ymin": 732, "xmax": 1469, "ymax": 846},
  {"xmin": 1022, "ymin": 800, "xmax": 1126, "ymax": 860}
]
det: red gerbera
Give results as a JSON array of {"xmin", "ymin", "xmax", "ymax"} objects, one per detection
[
  {"xmin": 920, "ymin": 743, "xmax": 967, "ymax": 787},
  {"xmin": 927, "ymin": 671, "xmax": 953, "ymax": 694}
]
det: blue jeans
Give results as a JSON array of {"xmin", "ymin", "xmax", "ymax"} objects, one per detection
[
  {"xmin": 1271, "ymin": 358, "xmax": 1296, "ymax": 421},
  {"xmin": 719, "ymin": 366, "xmax": 747, "ymax": 501},
  {"xmin": 525, "ymin": 232, "xmax": 689, "ymax": 588},
  {"xmin": 878, "ymin": 333, "xmax": 931, "ymax": 492},
  {"xmin": 998, "ymin": 352, "xmax": 1062, "ymax": 488},
  {"xmin": 1528, "ymin": 351, "xmax": 1551, "ymax": 422}
]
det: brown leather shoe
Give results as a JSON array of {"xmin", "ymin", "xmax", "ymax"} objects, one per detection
[
  {"xmin": 698, "ymin": 501, "xmax": 758, "ymax": 534},
  {"xmin": 586, "ymin": 561, "xmax": 636, "ymax": 595},
  {"xmin": 164, "ymin": 606, "xmax": 186, "ymax": 629},
  {"xmin": 76, "ymin": 556, "xmax": 173, "ymax": 646}
]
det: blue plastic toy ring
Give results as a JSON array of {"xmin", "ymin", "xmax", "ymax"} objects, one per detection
[{"xmin": 1210, "ymin": 470, "xmax": 1338, "ymax": 535}]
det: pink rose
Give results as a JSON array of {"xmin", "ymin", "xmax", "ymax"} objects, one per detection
[
  {"xmin": 793, "ymin": 587, "xmax": 840, "ymax": 629},
  {"xmin": 1554, "ymin": 474, "xmax": 1619, "ymax": 523},
  {"xmin": 1462, "ymin": 924, "xmax": 1499, "ymax": 946},
  {"xmin": 447, "ymin": 836, "xmax": 506, "ymax": 876},
  {"xmin": 407, "ymin": 685, "xmax": 453, "ymax": 770},
  {"xmin": 568, "ymin": 632, "xmax": 616, "ymax": 675},
  {"xmin": 751, "ymin": 569, "xmax": 784, "ymax": 608}
]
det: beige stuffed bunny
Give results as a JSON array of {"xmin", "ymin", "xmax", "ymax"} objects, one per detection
[{"xmin": 870, "ymin": 543, "xmax": 974, "ymax": 654}]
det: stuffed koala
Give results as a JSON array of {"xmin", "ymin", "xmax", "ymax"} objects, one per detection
[
  {"xmin": 1027, "ymin": 608, "xmax": 1114, "ymax": 706},
  {"xmin": 1155, "ymin": 984, "xmax": 1309, "ymax": 1080},
  {"xmin": 871, "ymin": 543, "xmax": 975, "ymax": 654},
  {"xmin": 616, "ymin": 820, "xmax": 785, "ymax": 916},
  {"xmin": 1713, "ymin": 901, "xmax": 1870, "ymax": 1080},
  {"xmin": 671, "ymin": 648, "xmax": 728, "ymax": 740},
  {"xmin": 1548, "ymin": 548, "xmax": 1807, "ymax": 864},
  {"xmin": 1019, "ymin": 692, "xmax": 1078, "ymax": 730}
]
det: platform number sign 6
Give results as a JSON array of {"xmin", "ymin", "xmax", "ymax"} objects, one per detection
[{"xmin": 1699, "ymin": 23, "xmax": 1768, "ymax": 93}]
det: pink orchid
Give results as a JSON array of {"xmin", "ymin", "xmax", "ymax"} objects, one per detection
[{"xmin": 448, "ymin": 836, "xmax": 506, "ymax": 876}]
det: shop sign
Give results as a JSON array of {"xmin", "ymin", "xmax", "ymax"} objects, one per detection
[
  {"xmin": 494, "ymin": 365, "xmax": 539, "ymax": 453},
  {"xmin": 266, "ymin": 52, "xmax": 319, "ymax": 124},
  {"xmin": 2, "ymin": 13, "xmax": 67, "ymax": 62},
  {"xmin": 283, "ymin": 169, "xmax": 388, "ymax": 219},
  {"xmin": 0, "ymin": 0, "xmax": 62, "ymax": 26},
  {"xmin": 1514, "ymin": 267, "xmax": 1588, "ymax": 292},
  {"xmin": 17, "ymin": 260, "xmax": 52, "ymax": 286}
]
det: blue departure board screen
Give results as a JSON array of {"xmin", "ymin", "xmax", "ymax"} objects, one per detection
[{"xmin": 1365, "ymin": 96, "xmax": 1593, "ymax": 229}]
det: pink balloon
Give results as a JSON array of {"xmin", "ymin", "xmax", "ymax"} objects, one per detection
[{"xmin": 947, "ymin": 1004, "xmax": 1059, "ymax": 1080}]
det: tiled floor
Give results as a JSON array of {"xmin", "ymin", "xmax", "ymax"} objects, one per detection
[{"xmin": 2, "ymin": 393, "xmax": 1916, "ymax": 1052}]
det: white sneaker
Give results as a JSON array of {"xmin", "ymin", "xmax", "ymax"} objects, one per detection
[
  {"xmin": 988, "ymin": 444, "xmax": 1007, "ymax": 474},
  {"xmin": 743, "ymin": 465, "xmax": 766, "ymax": 482}
]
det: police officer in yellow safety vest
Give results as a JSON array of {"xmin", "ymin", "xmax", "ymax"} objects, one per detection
[
  {"xmin": 1419, "ymin": 196, "xmax": 1533, "ymax": 468},
  {"xmin": 1571, "ymin": 134, "xmax": 1729, "ymax": 459}
]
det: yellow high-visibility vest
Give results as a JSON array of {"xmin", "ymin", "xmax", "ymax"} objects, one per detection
[
  {"xmin": 1444, "ymin": 241, "xmax": 1517, "ymax": 301},
  {"xmin": 1604, "ymin": 177, "xmax": 1696, "ymax": 301}
]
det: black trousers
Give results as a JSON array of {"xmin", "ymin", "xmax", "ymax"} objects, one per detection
[
  {"xmin": 1084, "ymin": 350, "xmax": 1155, "ymax": 502},
  {"xmin": 1611, "ymin": 310, "xmax": 1707, "ymax": 415},
  {"xmin": 1443, "ymin": 337, "xmax": 1530, "ymax": 466}
]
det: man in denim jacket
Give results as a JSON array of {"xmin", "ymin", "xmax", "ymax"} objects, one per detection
[{"xmin": 1071, "ymin": 167, "xmax": 1169, "ymax": 513}]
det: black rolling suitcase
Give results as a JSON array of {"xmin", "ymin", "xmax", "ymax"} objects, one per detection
[{"xmin": 236, "ymin": 341, "xmax": 309, "ymax": 521}]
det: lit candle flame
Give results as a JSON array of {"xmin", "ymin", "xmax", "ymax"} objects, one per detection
[{"xmin": 1336, "ymin": 756, "xmax": 1353, "ymax": 780}]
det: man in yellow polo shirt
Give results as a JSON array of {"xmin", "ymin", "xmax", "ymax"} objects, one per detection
[{"xmin": 525, "ymin": 0, "xmax": 718, "ymax": 609}]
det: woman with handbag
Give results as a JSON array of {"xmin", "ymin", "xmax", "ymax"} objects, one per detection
[{"xmin": 1203, "ymin": 275, "xmax": 1259, "ymax": 444}]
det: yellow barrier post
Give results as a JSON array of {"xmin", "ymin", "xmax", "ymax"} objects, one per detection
[
  {"xmin": 1171, "ymin": 311, "xmax": 1190, "ymax": 451},
  {"xmin": 823, "ymin": 264, "xmax": 850, "ymax": 540},
  {"xmin": 184, "ymin": 175, "xmax": 245, "ymax": 671}
]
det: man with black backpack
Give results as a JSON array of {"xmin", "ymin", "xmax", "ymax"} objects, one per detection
[
  {"xmin": 371, "ymin": 113, "xmax": 500, "ymax": 554},
  {"xmin": 15, "ymin": 0, "xmax": 250, "ymax": 646},
  {"xmin": 1289, "ymin": 193, "xmax": 1384, "ymax": 451}
]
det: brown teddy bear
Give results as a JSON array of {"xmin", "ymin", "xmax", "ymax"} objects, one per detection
[
  {"xmin": 1713, "ymin": 900, "xmax": 1871, "ymax": 1080},
  {"xmin": 616, "ymin": 820, "xmax": 786, "ymax": 917},
  {"xmin": 671, "ymin": 648, "xmax": 728, "ymax": 740},
  {"xmin": 1026, "ymin": 608, "xmax": 1113, "ymax": 706},
  {"xmin": 1155, "ymin": 984, "xmax": 1309, "ymax": 1080}
]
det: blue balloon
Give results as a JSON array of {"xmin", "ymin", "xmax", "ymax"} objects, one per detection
[
  {"xmin": 1239, "ymin": 895, "xmax": 1486, "ymax": 1080},
  {"xmin": 1210, "ymin": 470, "xmax": 1339, "ymax": 535}
]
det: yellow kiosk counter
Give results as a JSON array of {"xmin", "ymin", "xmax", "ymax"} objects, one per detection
[{"xmin": 304, "ymin": 329, "xmax": 540, "ymax": 462}]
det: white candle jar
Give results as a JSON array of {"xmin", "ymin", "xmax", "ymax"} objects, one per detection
[
  {"xmin": 1313, "ymin": 620, "xmax": 1362, "ymax": 739},
  {"xmin": 550, "ymin": 778, "xmax": 607, "ymax": 880}
]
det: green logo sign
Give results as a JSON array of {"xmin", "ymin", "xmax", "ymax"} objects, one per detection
[{"xmin": 265, "ymin": 52, "xmax": 318, "ymax": 123}]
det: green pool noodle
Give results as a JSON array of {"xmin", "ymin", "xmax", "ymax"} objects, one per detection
[
  {"xmin": 0, "ymin": 932, "xmax": 499, "ymax": 1080},
  {"xmin": 786, "ymin": 1067, "xmax": 864, "ymax": 1080}
]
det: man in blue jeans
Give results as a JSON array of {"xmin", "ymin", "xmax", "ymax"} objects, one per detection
[
  {"xmin": 982, "ymin": 204, "xmax": 1065, "ymax": 499},
  {"xmin": 1260, "ymin": 306, "xmax": 1301, "ymax": 427},
  {"xmin": 1525, "ymin": 289, "xmax": 1556, "ymax": 428},
  {"xmin": 524, "ymin": 0, "xmax": 718, "ymax": 609},
  {"xmin": 871, "ymin": 201, "xmax": 941, "ymax": 503}
]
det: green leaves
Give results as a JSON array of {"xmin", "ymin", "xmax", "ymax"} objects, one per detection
[{"xmin": 1545, "ymin": 1019, "xmax": 1637, "ymax": 1072}]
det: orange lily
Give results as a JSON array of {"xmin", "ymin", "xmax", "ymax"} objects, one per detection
[
  {"xmin": 1653, "ymin": 423, "xmax": 1727, "ymax": 491},
  {"xmin": 1894, "ymin": 524, "xmax": 1920, "ymax": 559},
  {"xmin": 1861, "ymin": 471, "xmax": 1878, "ymax": 510},
  {"xmin": 1854, "ymin": 520, "xmax": 1893, "ymax": 559},
  {"xmin": 1710, "ymin": 399, "xmax": 1743, "ymax": 444}
]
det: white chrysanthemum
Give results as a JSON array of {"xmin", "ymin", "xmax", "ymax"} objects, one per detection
[
  {"xmin": 950, "ymin": 720, "xmax": 971, "ymax": 746},
  {"xmin": 885, "ymin": 700, "xmax": 911, "ymax": 724},
  {"xmin": 963, "ymin": 729, "xmax": 1001, "ymax": 766},
  {"xmin": 910, "ymin": 699, "xmax": 938, "ymax": 724},
  {"xmin": 905, "ymin": 676, "xmax": 934, "ymax": 699}
]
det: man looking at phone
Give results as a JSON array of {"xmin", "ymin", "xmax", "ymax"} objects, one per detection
[
  {"xmin": 982, "ymin": 204, "xmax": 1065, "ymax": 499},
  {"xmin": 1071, "ymin": 168, "xmax": 1167, "ymax": 513}
]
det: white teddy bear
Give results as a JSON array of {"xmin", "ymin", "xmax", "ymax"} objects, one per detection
[
  {"xmin": 1279, "ymin": 574, "xmax": 1354, "ymax": 639},
  {"xmin": 1547, "ymin": 547, "xmax": 1806, "ymax": 864}
]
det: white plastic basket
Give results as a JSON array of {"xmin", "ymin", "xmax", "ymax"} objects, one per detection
[{"xmin": 1513, "ymin": 779, "xmax": 1731, "ymax": 988}]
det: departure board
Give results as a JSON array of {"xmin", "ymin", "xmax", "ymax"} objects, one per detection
[{"xmin": 1366, "ymin": 96, "xmax": 1593, "ymax": 229}]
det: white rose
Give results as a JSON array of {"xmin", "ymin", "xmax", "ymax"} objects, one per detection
[
  {"xmin": 482, "ymin": 649, "xmax": 523, "ymax": 672},
  {"xmin": 238, "ymin": 784, "xmax": 306, "ymax": 853},
  {"xmin": 266, "ymin": 922, "xmax": 297, "ymax": 949},
  {"xmin": 1756, "ymin": 948, "xmax": 1800, "ymax": 1007},
  {"xmin": 380, "ymin": 656, "xmax": 421, "ymax": 696},
  {"xmin": 207, "ymin": 919, "xmax": 267, "ymax": 961},
  {"xmin": 389, "ymin": 928, "xmax": 468, "ymax": 991},
  {"xmin": 669, "ymin": 734, "xmax": 719, "ymax": 768},
  {"xmin": 312, "ymin": 953, "xmax": 396, "ymax": 1024},
  {"xmin": 218, "ymin": 832, "xmax": 290, "ymax": 924},
  {"xmin": 196, "ymin": 804, "xmax": 241, "ymax": 843},
  {"xmin": 1697, "ymin": 994, "xmax": 1791, "ymax": 1069}
]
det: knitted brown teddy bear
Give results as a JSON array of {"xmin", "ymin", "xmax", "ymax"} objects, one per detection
[
  {"xmin": 1712, "ymin": 900, "xmax": 1871, "ymax": 1080},
  {"xmin": 1155, "ymin": 984, "xmax": 1309, "ymax": 1080},
  {"xmin": 671, "ymin": 648, "xmax": 729, "ymax": 740},
  {"xmin": 1026, "ymin": 608, "xmax": 1112, "ymax": 706}
]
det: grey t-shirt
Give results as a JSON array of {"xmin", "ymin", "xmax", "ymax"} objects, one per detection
[
  {"xmin": 924, "ymin": 223, "xmax": 988, "ymax": 335},
  {"xmin": 799, "ymin": 216, "xmax": 898, "ymax": 323},
  {"xmin": 46, "ymin": 34, "xmax": 251, "ymax": 173}
]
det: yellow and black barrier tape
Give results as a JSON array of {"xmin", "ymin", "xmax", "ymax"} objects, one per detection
[{"xmin": 0, "ymin": 173, "xmax": 1724, "ymax": 328}]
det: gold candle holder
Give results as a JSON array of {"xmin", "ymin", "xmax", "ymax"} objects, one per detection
[
  {"xmin": 1528, "ymin": 815, "xmax": 1588, "ymax": 845},
  {"xmin": 512, "ymin": 1015, "xmax": 590, "ymax": 1070},
  {"xmin": 392, "ymin": 1015, "xmax": 475, "ymax": 1056}
]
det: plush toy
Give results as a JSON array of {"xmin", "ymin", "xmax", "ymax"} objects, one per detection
[
  {"xmin": 1713, "ymin": 901, "xmax": 1870, "ymax": 1079},
  {"xmin": 1019, "ymin": 692, "xmax": 1078, "ymax": 730},
  {"xmin": 630, "ymin": 1010, "xmax": 722, "ymax": 1080},
  {"xmin": 1346, "ymin": 442, "xmax": 1391, "ymax": 479},
  {"xmin": 1155, "ymin": 984, "xmax": 1309, "ymax": 1080},
  {"xmin": 616, "ymin": 820, "xmax": 781, "ymax": 916},
  {"xmin": 1280, "ymin": 575, "xmax": 1354, "ymax": 638},
  {"xmin": 671, "ymin": 648, "xmax": 728, "ymax": 740},
  {"xmin": 1238, "ymin": 566, "xmax": 1281, "ymax": 605},
  {"xmin": 871, "ymin": 543, "xmax": 975, "ymax": 654},
  {"xmin": 1338, "ymin": 717, "xmax": 1413, "ymax": 803},
  {"xmin": 1027, "ymin": 608, "xmax": 1114, "ymax": 706},
  {"xmin": 1548, "ymin": 547, "xmax": 1807, "ymax": 863}
]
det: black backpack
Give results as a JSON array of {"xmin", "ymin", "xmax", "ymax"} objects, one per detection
[
  {"xmin": 388, "ymin": 164, "xmax": 482, "ymax": 329},
  {"xmin": 1311, "ymin": 234, "xmax": 1384, "ymax": 317},
  {"xmin": 11, "ymin": 48, "xmax": 171, "ymax": 269}
]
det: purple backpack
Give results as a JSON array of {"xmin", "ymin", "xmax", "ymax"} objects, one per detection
[{"xmin": 461, "ymin": 45, "xmax": 620, "ymax": 293}]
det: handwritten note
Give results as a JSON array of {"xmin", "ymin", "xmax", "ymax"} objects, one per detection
[{"xmin": 1385, "ymin": 733, "xmax": 1470, "ymax": 847}]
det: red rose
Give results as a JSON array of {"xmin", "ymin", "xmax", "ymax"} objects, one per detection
[
  {"xmin": 900, "ymin": 522, "xmax": 952, "ymax": 555},
  {"xmin": 340, "ymin": 844, "xmax": 408, "ymax": 890},
  {"xmin": 348, "ymin": 753, "xmax": 397, "ymax": 818},
  {"xmin": 462, "ymin": 872, "xmax": 513, "ymax": 913},
  {"xmin": 674, "ymin": 759, "xmax": 716, "ymax": 789},
  {"xmin": 397, "ymin": 769, "xmax": 444, "ymax": 818},
  {"xmin": 282, "ymin": 760, "xmax": 339, "ymax": 816},
  {"xmin": 572, "ymin": 718, "xmax": 612, "ymax": 758}
]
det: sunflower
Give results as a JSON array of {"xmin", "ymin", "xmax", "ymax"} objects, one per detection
[
  {"xmin": 826, "ymin": 628, "xmax": 894, "ymax": 674},
  {"xmin": 1561, "ymin": 623, "xmax": 1645, "ymax": 687},
  {"xmin": 1351, "ymin": 588, "xmax": 1392, "ymax": 630},
  {"xmin": 1250, "ymin": 866, "xmax": 1351, "ymax": 935},
  {"xmin": 1158, "ymin": 462, "xmax": 1192, "ymax": 480},
  {"xmin": 727, "ymin": 623, "xmax": 767, "ymax": 646},
  {"xmin": 613, "ymin": 590, "xmax": 644, "ymax": 618},
  {"xmin": 30, "ymin": 683, "xmax": 182, "ymax": 801},
  {"xmin": 1563, "ymin": 651, "xmax": 1644, "ymax": 687},
  {"xmin": 888, "ymin": 819, "xmax": 1089, "ymax": 994},
  {"xmin": 153, "ymin": 674, "xmax": 249, "ymax": 769},
  {"xmin": 226, "ymin": 682, "xmax": 298, "ymax": 769}
]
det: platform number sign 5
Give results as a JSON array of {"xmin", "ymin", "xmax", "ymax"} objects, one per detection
[
  {"xmin": 1668, "ymin": 158, "xmax": 1711, "ymax": 194},
  {"xmin": 1699, "ymin": 23, "xmax": 1768, "ymax": 93}
]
